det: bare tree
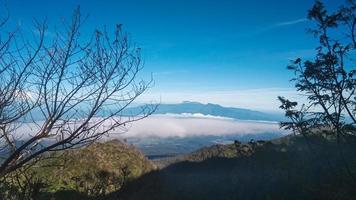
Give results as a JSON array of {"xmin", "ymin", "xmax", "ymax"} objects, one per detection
[
  {"xmin": 0, "ymin": 7, "xmax": 155, "ymax": 177},
  {"xmin": 279, "ymin": 0, "xmax": 356, "ymax": 184}
]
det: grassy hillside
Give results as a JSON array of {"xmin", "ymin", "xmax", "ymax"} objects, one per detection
[
  {"xmin": 152, "ymin": 135, "xmax": 291, "ymax": 168},
  {"xmin": 112, "ymin": 134, "xmax": 356, "ymax": 200},
  {"xmin": 1, "ymin": 139, "xmax": 156, "ymax": 199}
]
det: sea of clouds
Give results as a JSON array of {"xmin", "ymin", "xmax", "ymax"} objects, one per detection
[
  {"xmin": 117, "ymin": 113, "xmax": 288, "ymax": 138},
  {"xmin": 13, "ymin": 113, "xmax": 288, "ymax": 141}
]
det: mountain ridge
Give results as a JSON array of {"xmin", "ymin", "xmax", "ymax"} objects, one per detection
[{"xmin": 126, "ymin": 101, "xmax": 284, "ymax": 121}]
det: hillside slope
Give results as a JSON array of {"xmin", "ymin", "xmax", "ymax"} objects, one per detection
[
  {"xmin": 46, "ymin": 140, "xmax": 155, "ymax": 196},
  {"xmin": 2, "ymin": 140, "xmax": 156, "ymax": 199},
  {"xmin": 113, "ymin": 134, "xmax": 356, "ymax": 200}
]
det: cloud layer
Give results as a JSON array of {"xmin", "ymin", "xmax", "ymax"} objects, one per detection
[
  {"xmin": 13, "ymin": 114, "xmax": 288, "ymax": 142},
  {"xmin": 117, "ymin": 114, "xmax": 288, "ymax": 138}
]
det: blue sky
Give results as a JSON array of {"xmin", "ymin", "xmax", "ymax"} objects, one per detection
[{"xmin": 4, "ymin": 0, "xmax": 340, "ymax": 111}]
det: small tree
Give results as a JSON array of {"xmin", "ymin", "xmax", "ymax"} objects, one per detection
[
  {"xmin": 0, "ymin": 8, "xmax": 155, "ymax": 177},
  {"xmin": 279, "ymin": 0, "xmax": 356, "ymax": 183}
]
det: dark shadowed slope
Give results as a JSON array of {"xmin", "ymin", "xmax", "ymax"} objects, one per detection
[{"xmin": 110, "ymin": 134, "xmax": 356, "ymax": 200}]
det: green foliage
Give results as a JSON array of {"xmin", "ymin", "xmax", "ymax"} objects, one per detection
[
  {"xmin": 279, "ymin": 0, "xmax": 356, "ymax": 190},
  {"xmin": 0, "ymin": 167, "xmax": 48, "ymax": 200},
  {"xmin": 279, "ymin": 0, "xmax": 356, "ymax": 135},
  {"xmin": 0, "ymin": 140, "xmax": 155, "ymax": 199}
]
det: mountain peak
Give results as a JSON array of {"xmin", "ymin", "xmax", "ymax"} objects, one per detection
[
  {"xmin": 182, "ymin": 101, "xmax": 221, "ymax": 107},
  {"xmin": 182, "ymin": 101, "xmax": 202, "ymax": 105}
]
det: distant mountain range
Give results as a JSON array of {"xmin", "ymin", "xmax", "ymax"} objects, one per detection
[
  {"xmin": 126, "ymin": 101, "xmax": 285, "ymax": 121},
  {"xmin": 25, "ymin": 101, "xmax": 285, "ymax": 122}
]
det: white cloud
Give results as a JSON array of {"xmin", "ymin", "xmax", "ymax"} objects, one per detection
[
  {"xmin": 274, "ymin": 18, "xmax": 308, "ymax": 27},
  {"xmin": 161, "ymin": 113, "xmax": 234, "ymax": 120},
  {"xmin": 257, "ymin": 18, "xmax": 308, "ymax": 33},
  {"xmin": 114, "ymin": 114, "xmax": 288, "ymax": 138},
  {"xmin": 11, "ymin": 114, "xmax": 288, "ymax": 146}
]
